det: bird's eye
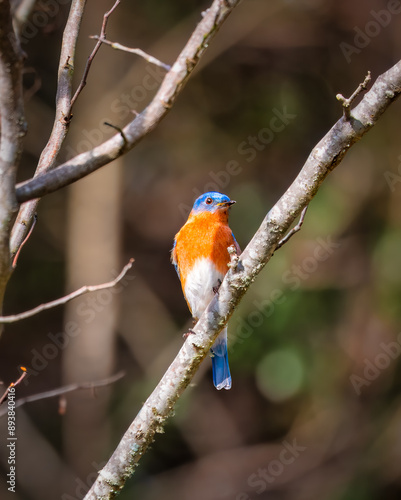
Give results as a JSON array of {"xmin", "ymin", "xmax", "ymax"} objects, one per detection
[{"xmin": 206, "ymin": 197, "xmax": 213, "ymax": 205}]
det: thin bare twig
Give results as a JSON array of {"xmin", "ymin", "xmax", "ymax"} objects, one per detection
[
  {"xmin": 336, "ymin": 71, "xmax": 372, "ymax": 119},
  {"xmin": 69, "ymin": 0, "xmax": 121, "ymax": 111},
  {"xmin": 0, "ymin": 367, "xmax": 27, "ymax": 405},
  {"xmin": 275, "ymin": 205, "xmax": 308, "ymax": 250},
  {"xmin": 0, "ymin": 371, "xmax": 125, "ymax": 416},
  {"xmin": 12, "ymin": 213, "xmax": 37, "ymax": 267},
  {"xmin": 0, "ymin": 258, "xmax": 134, "ymax": 323},
  {"xmin": 90, "ymin": 35, "xmax": 171, "ymax": 71}
]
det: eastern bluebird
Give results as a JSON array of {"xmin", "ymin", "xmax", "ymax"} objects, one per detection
[{"xmin": 172, "ymin": 192, "xmax": 240, "ymax": 390}]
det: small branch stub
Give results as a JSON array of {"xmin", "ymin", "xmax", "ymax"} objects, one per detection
[
  {"xmin": 104, "ymin": 122, "xmax": 128, "ymax": 152},
  {"xmin": 336, "ymin": 71, "xmax": 372, "ymax": 119},
  {"xmin": 276, "ymin": 205, "xmax": 308, "ymax": 251},
  {"xmin": 0, "ymin": 367, "xmax": 27, "ymax": 405}
]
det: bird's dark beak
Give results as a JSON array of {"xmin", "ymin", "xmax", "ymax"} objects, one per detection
[{"xmin": 217, "ymin": 200, "xmax": 236, "ymax": 208}]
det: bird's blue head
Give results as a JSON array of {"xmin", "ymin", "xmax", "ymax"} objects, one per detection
[{"xmin": 191, "ymin": 192, "xmax": 235, "ymax": 215}]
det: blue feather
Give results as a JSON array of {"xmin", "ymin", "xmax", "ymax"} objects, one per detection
[
  {"xmin": 171, "ymin": 239, "xmax": 180, "ymax": 280},
  {"xmin": 210, "ymin": 329, "xmax": 231, "ymax": 390}
]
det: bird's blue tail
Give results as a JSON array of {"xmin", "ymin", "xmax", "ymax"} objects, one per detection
[{"xmin": 211, "ymin": 328, "xmax": 231, "ymax": 390}]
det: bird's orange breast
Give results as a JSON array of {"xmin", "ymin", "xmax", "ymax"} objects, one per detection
[{"xmin": 173, "ymin": 211, "xmax": 235, "ymax": 291}]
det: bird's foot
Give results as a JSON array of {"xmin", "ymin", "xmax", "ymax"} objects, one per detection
[
  {"xmin": 183, "ymin": 328, "xmax": 196, "ymax": 339},
  {"xmin": 212, "ymin": 279, "xmax": 222, "ymax": 295},
  {"xmin": 227, "ymin": 245, "xmax": 240, "ymax": 271}
]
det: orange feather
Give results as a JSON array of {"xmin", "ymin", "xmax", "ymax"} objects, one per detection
[{"xmin": 173, "ymin": 210, "xmax": 236, "ymax": 293}]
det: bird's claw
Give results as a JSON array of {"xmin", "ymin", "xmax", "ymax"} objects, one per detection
[
  {"xmin": 183, "ymin": 328, "xmax": 196, "ymax": 339},
  {"xmin": 212, "ymin": 279, "xmax": 222, "ymax": 294}
]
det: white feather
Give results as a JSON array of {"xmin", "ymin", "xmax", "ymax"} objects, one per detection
[{"xmin": 184, "ymin": 257, "xmax": 223, "ymax": 319}]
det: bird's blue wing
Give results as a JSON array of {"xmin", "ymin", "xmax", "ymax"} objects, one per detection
[
  {"xmin": 171, "ymin": 239, "xmax": 181, "ymax": 281},
  {"xmin": 232, "ymin": 232, "xmax": 241, "ymax": 255}
]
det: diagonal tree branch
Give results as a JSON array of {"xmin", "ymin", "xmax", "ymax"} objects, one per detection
[
  {"xmin": 10, "ymin": 0, "xmax": 88, "ymax": 261},
  {"xmin": 83, "ymin": 62, "xmax": 401, "ymax": 499},
  {"xmin": 0, "ymin": 258, "xmax": 133, "ymax": 323},
  {"xmin": 15, "ymin": 0, "xmax": 243, "ymax": 204},
  {"xmin": 0, "ymin": 0, "xmax": 26, "ymax": 326}
]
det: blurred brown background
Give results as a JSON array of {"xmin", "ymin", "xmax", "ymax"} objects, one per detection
[{"xmin": 1, "ymin": 0, "xmax": 401, "ymax": 499}]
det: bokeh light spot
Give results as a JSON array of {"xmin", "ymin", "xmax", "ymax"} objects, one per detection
[{"xmin": 256, "ymin": 349, "xmax": 304, "ymax": 402}]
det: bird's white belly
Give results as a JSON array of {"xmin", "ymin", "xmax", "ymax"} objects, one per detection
[{"xmin": 184, "ymin": 257, "xmax": 223, "ymax": 319}]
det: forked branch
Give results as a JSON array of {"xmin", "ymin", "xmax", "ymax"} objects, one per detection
[
  {"xmin": 15, "ymin": 0, "xmax": 243, "ymax": 204},
  {"xmin": 336, "ymin": 71, "xmax": 372, "ymax": 119}
]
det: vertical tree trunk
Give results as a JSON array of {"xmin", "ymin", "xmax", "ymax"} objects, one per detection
[
  {"xmin": 62, "ymin": 160, "xmax": 122, "ymax": 477},
  {"xmin": 61, "ymin": 0, "xmax": 123, "ymax": 481}
]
